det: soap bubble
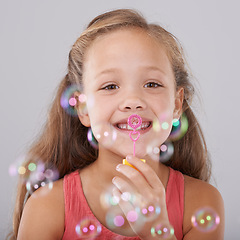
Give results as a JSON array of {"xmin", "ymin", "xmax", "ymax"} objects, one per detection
[
  {"xmin": 146, "ymin": 140, "xmax": 174, "ymax": 163},
  {"xmin": 25, "ymin": 161, "xmax": 59, "ymax": 195},
  {"xmin": 60, "ymin": 84, "xmax": 87, "ymax": 116},
  {"xmin": 191, "ymin": 207, "xmax": 220, "ymax": 233},
  {"xmin": 87, "ymin": 128, "xmax": 99, "ymax": 149},
  {"xmin": 9, "ymin": 154, "xmax": 59, "ymax": 196},
  {"xmin": 138, "ymin": 200, "xmax": 161, "ymax": 222},
  {"xmin": 91, "ymin": 122, "xmax": 118, "ymax": 148},
  {"xmin": 105, "ymin": 206, "xmax": 143, "ymax": 235},
  {"xmin": 169, "ymin": 113, "xmax": 188, "ymax": 141},
  {"xmin": 75, "ymin": 217, "xmax": 102, "ymax": 239},
  {"xmin": 126, "ymin": 210, "xmax": 139, "ymax": 223},
  {"xmin": 9, "ymin": 155, "xmax": 28, "ymax": 177},
  {"xmin": 100, "ymin": 187, "xmax": 120, "ymax": 209},
  {"xmin": 146, "ymin": 139, "xmax": 161, "ymax": 161},
  {"xmin": 106, "ymin": 208, "xmax": 128, "ymax": 230},
  {"xmin": 151, "ymin": 222, "xmax": 174, "ymax": 239},
  {"xmin": 159, "ymin": 141, "xmax": 174, "ymax": 163}
]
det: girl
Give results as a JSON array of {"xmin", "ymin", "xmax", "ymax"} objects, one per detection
[{"xmin": 8, "ymin": 9, "xmax": 224, "ymax": 240}]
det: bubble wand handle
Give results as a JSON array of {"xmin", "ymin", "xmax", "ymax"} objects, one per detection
[{"xmin": 128, "ymin": 114, "xmax": 142, "ymax": 156}]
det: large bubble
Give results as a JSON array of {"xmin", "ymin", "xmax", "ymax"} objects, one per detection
[
  {"xmin": 191, "ymin": 207, "xmax": 220, "ymax": 233},
  {"xmin": 169, "ymin": 113, "xmax": 188, "ymax": 141},
  {"xmin": 60, "ymin": 84, "xmax": 87, "ymax": 116},
  {"xmin": 9, "ymin": 155, "xmax": 59, "ymax": 196}
]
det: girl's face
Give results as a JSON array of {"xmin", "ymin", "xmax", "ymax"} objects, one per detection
[{"xmin": 80, "ymin": 29, "xmax": 183, "ymax": 158}]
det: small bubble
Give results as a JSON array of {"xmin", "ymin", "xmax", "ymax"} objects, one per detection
[
  {"xmin": 18, "ymin": 166, "xmax": 26, "ymax": 175},
  {"xmin": 151, "ymin": 222, "xmax": 174, "ymax": 239},
  {"xmin": 140, "ymin": 202, "xmax": 161, "ymax": 222},
  {"xmin": 28, "ymin": 163, "xmax": 37, "ymax": 172},
  {"xmin": 114, "ymin": 215, "xmax": 125, "ymax": 227},
  {"xmin": 127, "ymin": 210, "xmax": 139, "ymax": 223},
  {"xmin": 100, "ymin": 187, "xmax": 120, "ymax": 209},
  {"xmin": 161, "ymin": 122, "xmax": 169, "ymax": 130},
  {"xmin": 68, "ymin": 97, "xmax": 77, "ymax": 107},
  {"xmin": 160, "ymin": 142, "xmax": 174, "ymax": 163},
  {"xmin": 121, "ymin": 192, "xmax": 132, "ymax": 202},
  {"xmin": 191, "ymin": 207, "xmax": 220, "ymax": 233},
  {"xmin": 75, "ymin": 218, "xmax": 102, "ymax": 238}
]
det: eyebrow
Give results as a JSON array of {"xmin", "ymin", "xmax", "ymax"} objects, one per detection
[
  {"xmin": 141, "ymin": 66, "xmax": 167, "ymax": 76},
  {"xmin": 95, "ymin": 68, "xmax": 120, "ymax": 78},
  {"xmin": 95, "ymin": 66, "xmax": 167, "ymax": 78}
]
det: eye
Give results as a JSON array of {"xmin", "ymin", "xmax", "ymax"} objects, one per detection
[
  {"xmin": 144, "ymin": 82, "xmax": 162, "ymax": 88},
  {"xmin": 100, "ymin": 84, "xmax": 119, "ymax": 90}
]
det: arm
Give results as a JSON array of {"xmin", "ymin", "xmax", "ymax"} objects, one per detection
[
  {"xmin": 17, "ymin": 179, "xmax": 65, "ymax": 240},
  {"xmin": 183, "ymin": 176, "xmax": 225, "ymax": 240}
]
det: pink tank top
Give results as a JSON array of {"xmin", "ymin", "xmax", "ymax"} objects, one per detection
[{"xmin": 62, "ymin": 167, "xmax": 184, "ymax": 240}]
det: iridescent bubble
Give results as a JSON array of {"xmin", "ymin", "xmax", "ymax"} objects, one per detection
[
  {"xmin": 159, "ymin": 141, "xmax": 174, "ymax": 163},
  {"xmin": 169, "ymin": 113, "xmax": 188, "ymax": 141},
  {"xmin": 28, "ymin": 163, "xmax": 37, "ymax": 172},
  {"xmin": 161, "ymin": 122, "xmax": 170, "ymax": 130},
  {"xmin": 25, "ymin": 161, "xmax": 59, "ymax": 195},
  {"xmin": 87, "ymin": 128, "xmax": 99, "ymax": 149},
  {"xmin": 126, "ymin": 210, "xmax": 139, "ymax": 223},
  {"xmin": 151, "ymin": 222, "xmax": 174, "ymax": 239},
  {"xmin": 138, "ymin": 201, "xmax": 161, "ymax": 222},
  {"xmin": 146, "ymin": 139, "xmax": 161, "ymax": 161},
  {"xmin": 75, "ymin": 218, "xmax": 102, "ymax": 239},
  {"xmin": 60, "ymin": 84, "xmax": 87, "ymax": 116},
  {"xmin": 121, "ymin": 192, "xmax": 132, "ymax": 202},
  {"xmin": 191, "ymin": 207, "xmax": 220, "ymax": 233},
  {"xmin": 100, "ymin": 187, "xmax": 119, "ymax": 209},
  {"xmin": 18, "ymin": 166, "xmax": 26, "ymax": 175},
  {"xmin": 91, "ymin": 123, "xmax": 118, "ymax": 148},
  {"xmin": 106, "ymin": 205, "xmax": 143, "ymax": 235},
  {"xmin": 114, "ymin": 215, "xmax": 125, "ymax": 227},
  {"xmin": 8, "ymin": 155, "xmax": 27, "ymax": 177},
  {"xmin": 106, "ymin": 208, "xmax": 128, "ymax": 230}
]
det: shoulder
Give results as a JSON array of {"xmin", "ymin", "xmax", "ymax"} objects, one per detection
[
  {"xmin": 182, "ymin": 175, "xmax": 225, "ymax": 240},
  {"xmin": 17, "ymin": 178, "xmax": 65, "ymax": 240}
]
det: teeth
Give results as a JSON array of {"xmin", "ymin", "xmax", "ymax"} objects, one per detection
[{"xmin": 117, "ymin": 122, "xmax": 150, "ymax": 130}]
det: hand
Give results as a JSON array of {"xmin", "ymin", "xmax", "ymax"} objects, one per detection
[{"xmin": 112, "ymin": 155, "xmax": 175, "ymax": 239}]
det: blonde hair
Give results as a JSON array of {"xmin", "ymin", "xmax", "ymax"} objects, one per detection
[{"xmin": 7, "ymin": 9, "xmax": 211, "ymax": 239}]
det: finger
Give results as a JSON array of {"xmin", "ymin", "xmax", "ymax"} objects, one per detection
[
  {"xmin": 116, "ymin": 164, "xmax": 151, "ymax": 196},
  {"xmin": 124, "ymin": 155, "xmax": 164, "ymax": 191},
  {"xmin": 112, "ymin": 186, "xmax": 143, "ymax": 229},
  {"xmin": 112, "ymin": 176, "xmax": 136, "ymax": 200}
]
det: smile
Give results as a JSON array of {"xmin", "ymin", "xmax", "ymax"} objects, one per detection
[{"xmin": 115, "ymin": 121, "xmax": 152, "ymax": 131}]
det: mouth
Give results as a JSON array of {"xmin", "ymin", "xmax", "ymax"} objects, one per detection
[{"xmin": 114, "ymin": 121, "xmax": 152, "ymax": 132}]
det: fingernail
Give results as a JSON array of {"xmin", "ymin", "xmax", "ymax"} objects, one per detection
[
  {"xmin": 112, "ymin": 177, "xmax": 116, "ymax": 183},
  {"xmin": 116, "ymin": 164, "xmax": 121, "ymax": 171}
]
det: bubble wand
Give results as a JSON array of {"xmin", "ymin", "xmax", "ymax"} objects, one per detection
[
  {"xmin": 128, "ymin": 114, "xmax": 142, "ymax": 156},
  {"xmin": 123, "ymin": 114, "xmax": 146, "ymax": 167}
]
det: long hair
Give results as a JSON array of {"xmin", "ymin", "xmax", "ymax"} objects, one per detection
[{"xmin": 7, "ymin": 9, "xmax": 211, "ymax": 239}]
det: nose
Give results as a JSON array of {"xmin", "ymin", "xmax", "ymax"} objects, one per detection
[{"xmin": 119, "ymin": 95, "xmax": 147, "ymax": 112}]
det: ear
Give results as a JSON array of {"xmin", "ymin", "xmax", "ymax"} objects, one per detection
[
  {"xmin": 173, "ymin": 87, "xmax": 184, "ymax": 119},
  {"xmin": 74, "ymin": 92, "xmax": 91, "ymax": 127}
]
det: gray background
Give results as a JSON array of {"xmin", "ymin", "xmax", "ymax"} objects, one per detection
[{"xmin": 1, "ymin": 0, "xmax": 239, "ymax": 239}]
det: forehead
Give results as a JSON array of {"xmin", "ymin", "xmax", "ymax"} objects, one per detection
[{"xmin": 83, "ymin": 28, "xmax": 174, "ymax": 83}]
